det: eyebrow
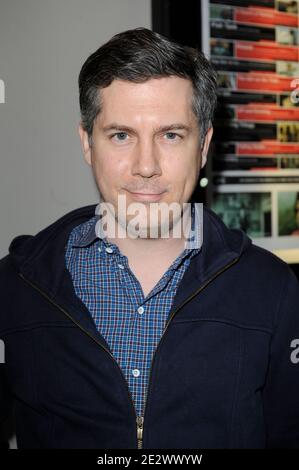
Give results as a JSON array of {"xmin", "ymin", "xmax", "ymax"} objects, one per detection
[{"xmin": 101, "ymin": 123, "xmax": 192, "ymax": 134}]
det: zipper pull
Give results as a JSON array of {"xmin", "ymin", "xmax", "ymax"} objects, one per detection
[{"xmin": 136, "ymin": 415, "xmax": 144, "ymax": 449}]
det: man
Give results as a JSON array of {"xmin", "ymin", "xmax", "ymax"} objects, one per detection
[{"xmin": 0, "ymin": 27, "xmax": 299, "ymax": 449}]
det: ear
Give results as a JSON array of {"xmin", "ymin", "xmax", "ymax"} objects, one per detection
[
  {"xmin": 78, "ymin": 123, "xmax": 92, "ymax": 166},
  {"xmin": 200, "ymin": 126, "xmax": 213, "ymax": 169}
]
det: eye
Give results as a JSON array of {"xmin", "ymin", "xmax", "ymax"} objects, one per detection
[
  {"xmin": 111, "ymin": 132, "xmax": 129, "ymax": 142},
  {"xmin": 164, "ymin": 132, "xmax": 181, "ymax": 140}
]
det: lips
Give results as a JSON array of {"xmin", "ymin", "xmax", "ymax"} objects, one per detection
[{"xmin": 126, "ymin": 190, "xmax": 166, "ymax": 202}]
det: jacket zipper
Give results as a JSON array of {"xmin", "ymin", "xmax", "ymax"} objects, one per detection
[{"xmin": 18, "ymin": 255, "xmax": 239, "ymax": 449}]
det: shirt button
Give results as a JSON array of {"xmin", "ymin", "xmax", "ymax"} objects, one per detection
[
  {"xmin": 118, "ymin": 263, "xmax": 125, "ymax": 269},
  {"xmin": 137, "ymin": 306, "xmax": 144, "ymax": 314},
  {"xmin": 105, "ymin": 247, "xmax": 113, "ymax": 254},
  {"xmin": 132, "ymin": 369, "xmax": 140, "ymax": 377},
  {"xmin": 98, "ymin": 247, "xmax": 102, "ymax": 252}
]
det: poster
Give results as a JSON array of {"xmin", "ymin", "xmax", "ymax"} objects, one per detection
[{"xmin": 202, "ymin": 0, "xmax": 299, "ymax": 253}]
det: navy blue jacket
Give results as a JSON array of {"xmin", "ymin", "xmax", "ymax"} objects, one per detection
[{"xmin": 0, "ymin": 204, "xmax": 299, "ymax": 449}]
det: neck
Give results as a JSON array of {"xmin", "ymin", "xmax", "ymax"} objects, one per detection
[
  {"xmin": 101, "ymin": 207, "xmax": 192, "ymax": 261},
  {"xmin": 109, "ymin": 231, "xmax": 187, "ymax": 261}
]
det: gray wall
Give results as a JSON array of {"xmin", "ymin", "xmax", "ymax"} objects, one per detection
[
  {"xmin": 0, "ymin": 0, "xmax": 151, "ymax": 258},
  {"xmin": 0, "ymin": 0, "xmax": 151, "ymax": 448}
]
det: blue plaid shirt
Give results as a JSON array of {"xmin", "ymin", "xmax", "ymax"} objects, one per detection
[{"xmin": 65, "ymin": 204, "xmax": 201, "ymax": 417}]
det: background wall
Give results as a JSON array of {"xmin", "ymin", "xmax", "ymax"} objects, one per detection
[
  {"xmin": 0, "ymin": 0, "xmax": 151, "ymax": 258},
  {"xmin": 0, "ymin": 0, "xmax": 151, "ymax": 448}
]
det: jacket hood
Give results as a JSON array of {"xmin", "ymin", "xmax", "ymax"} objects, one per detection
[{"xmin": 8, "ymin": 203, "xmax": 252, "ymax": 308}]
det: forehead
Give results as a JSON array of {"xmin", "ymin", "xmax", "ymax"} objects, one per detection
[{"xmin": 97, "ymin": 76, "xmax": 196, "ymax": 124}]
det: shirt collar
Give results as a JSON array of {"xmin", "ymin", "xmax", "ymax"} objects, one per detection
[{"xmin": 70, "ymin": 214, "xmax": 101, "ymax": 248}]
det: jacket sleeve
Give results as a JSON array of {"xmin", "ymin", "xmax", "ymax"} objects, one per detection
[{"xmin": 262, "ymin": 266, "xmax": 299, "ymax": 448}]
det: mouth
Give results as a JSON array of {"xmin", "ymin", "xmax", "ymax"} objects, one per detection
[{"xmin": 125, "ymin": 190, "xmax": 166, "ymax": 202}]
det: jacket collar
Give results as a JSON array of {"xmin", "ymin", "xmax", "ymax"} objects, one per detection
[{"xmin": 8, "ymin": 202, "xmax": 252, "ymax": 311}]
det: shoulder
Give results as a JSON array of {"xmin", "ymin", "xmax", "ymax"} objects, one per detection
[{"xmin": 241, "ymin": 242, "xmax": 296, "ymax": 282}]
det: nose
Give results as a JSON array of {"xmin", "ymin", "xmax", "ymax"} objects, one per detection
[{"xmin": 131, "ymin": 138, "xmax": 162, "ymax": 179}]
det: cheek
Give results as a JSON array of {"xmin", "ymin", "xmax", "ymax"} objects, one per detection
[
  {"xmin": 164, "ymin": 153, "xmax": 199, "ymax": 183},
  {"xmin": 92, "ymin": 148, "xmax": 127, "ymax": 182}
]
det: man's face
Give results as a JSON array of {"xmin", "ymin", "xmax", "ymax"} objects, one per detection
[{"xmin": 79, "ymin": 76, "xmax": 212, "ymax": 237}]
